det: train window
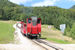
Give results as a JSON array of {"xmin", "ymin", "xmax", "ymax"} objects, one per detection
[
  {"xmin": 24, "ymin": 24, "xmax": 26, "ymax": 26},
  {"xmin": 28, "ymin": 19, "xmax": 31, "ymax": 23},
  {"xmin": 25, "ymin": 25, "xmax": 26, "ymax": 26},
  {"xmin": 38, "ymin": 20, "xmax": 40, "ymax": 23}
]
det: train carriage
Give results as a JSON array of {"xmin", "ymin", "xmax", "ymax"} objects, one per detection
[
  {"xmin": 21, "ymin": 23, "xmax": 26, "ymax": 34},
  {"xmin": 21, "ymin": 17, "xmax": 41, "ymax": 38}
]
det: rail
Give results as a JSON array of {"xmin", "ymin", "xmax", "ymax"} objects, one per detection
[
  {"xmin": 16, "ymin": 23, "xmax": 63, "ymax": 50},
  {"xmin": 32, "ymin": 39, "xmax": 63, "ymax": 50}
]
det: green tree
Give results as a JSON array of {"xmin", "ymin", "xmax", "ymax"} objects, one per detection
[
  {"xmin": 66, "ymin": 25, "xmax": 70, "ymax": 32},
  {"xmin": 70, "ymin": 23, "xmax": 75, "ymax": 39}
]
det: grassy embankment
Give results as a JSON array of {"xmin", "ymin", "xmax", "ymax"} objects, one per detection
[
  {"xmin": 0, "ymin": 21, "xmax": 16, "ymax": 44},
  {"xmin": 41, "ymin": 25, "xmax": 75, "ymax": 44},
  {"xmin": 0, "ymin": 20, "xmax": 74, "ymax": 44}
]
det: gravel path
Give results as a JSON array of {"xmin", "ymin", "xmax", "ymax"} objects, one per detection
[
  {"xmin": 55, "ymin": 44, "xmax": 75, "ymax": 50},
  {"xmin": 0, "ymin": 23, "xmax": 44, "ymax": 50},
  {"xmin": 0, "ymin": 23, "xmax": 75, "ymax": 50}
]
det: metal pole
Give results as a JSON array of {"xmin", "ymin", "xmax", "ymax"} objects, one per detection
[
  {"xmin": 49, "ymin": 28, "xmax": 50, "ymax": 38},
  {"xmin": 62, "ymin": 33, "xmax": 63, "ymax": 41}
]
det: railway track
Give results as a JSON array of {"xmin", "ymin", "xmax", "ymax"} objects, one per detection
[
  {"xmin": 16, "ymin": 23, "xmax": 63, "ymax": 50},
  {"xmin": 32, "ymin": 39, "xmax": 63, "ymax": 50},
  {"xmin": 16, "ymin": 22, "xmax": 21, "ymax": 29}
]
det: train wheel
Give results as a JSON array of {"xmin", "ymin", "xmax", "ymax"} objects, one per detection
[
  {"xmin": 39, "ymin": 34, "xmax": 41, "ymax": 38},
  {"xmin": 27, "ymin": 35, "xmax": 32, "ymax": 39},
  {"xmin": 35, "ymin": 36, "xmax": 37, "ymax": 39},
  {"xmin": 29, "ymin": 35, "xmax": 32, "ymax": 39},
  {"xmin": 21, "ymin": 31, "xmax": 23, "ymax": 35},
  {"xmin": 28, "ymin": 35, "xmax": 30, "ymax": 38},
  {"xmin": 26, "ymin": 34, "xmax": 28, "ymax": 37},
  {"xmin": 24, "ymin": 34, "xmax": 26, "ymax": 36}
]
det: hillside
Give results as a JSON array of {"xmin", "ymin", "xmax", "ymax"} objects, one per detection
[
  {"xmin": 0, "ymin": 21, "xmax": 16, "ymax": 43},
  {"xmin": 70, "ymin": 5, "xmax": 75, "ymax": 9},
  {"xmin": 0, "ymin": 0, "xmax": 75, "ymax": 39},
  {"xmin": 41, "ymin": 25, "xmax": 75, "ymax": 43},
  {"xmin": 0, "ymin": 0, "xmax": 18, "ymax": 7}
]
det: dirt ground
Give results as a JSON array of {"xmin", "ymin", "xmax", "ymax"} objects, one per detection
[
  {"xmin": 0, "ymin": 23, "xmax": 44, "ymax": 50},
  {"xmin": 42, "ymin": 39, "xmax": 75, "ymax": 50},
  {"xmin": 0, "ymin": 23, "xmax": 75, "ymax": 50}
]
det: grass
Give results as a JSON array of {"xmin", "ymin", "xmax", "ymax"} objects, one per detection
[
  {"xmin": 41, "ymin": 25, "xmax": 75, "ymax": 44},
  {"xmin": 42, "ymin": 37, "xmax": 72, "ymax": 44},
  {"xmin": 0, "ymin": 20, "xmax": 74, "ymax": 44},
  {"xmin": 0, "ymin": 21, "xmax": 15, "ymax": 44}
]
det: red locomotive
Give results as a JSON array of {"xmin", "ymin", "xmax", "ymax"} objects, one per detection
[{"xmin": 21, "ymin": 17, "xmax": 41, "ymax": 38}]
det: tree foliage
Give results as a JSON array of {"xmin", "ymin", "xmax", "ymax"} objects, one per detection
[
  {"xmin": 0, "ymin": 0, "xmax": 75, "ymax": 39},
  {"xmin": 70, "ymin": 23, "xmax": 75, "ymax": 39}
]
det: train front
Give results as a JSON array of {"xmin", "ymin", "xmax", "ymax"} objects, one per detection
[{"xmin": 27, "ymin": 17, "xmax": 41, "ymax": 37}]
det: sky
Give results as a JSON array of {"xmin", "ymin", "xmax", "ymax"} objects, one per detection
[{"xmin": 9, "ymin": 0, "xmax": 75, "ymax": 9}]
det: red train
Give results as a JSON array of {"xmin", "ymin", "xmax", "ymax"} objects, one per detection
[{"xmin": 21, "ymin": 17, "xmax": 41, "ymax": 38}]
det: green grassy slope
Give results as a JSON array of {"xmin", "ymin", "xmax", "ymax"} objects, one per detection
[
  {"xmin": 41, "ymin": 25, "xmax": 75, "ymax": 44},
  {"xmin": 0, "ymin": 21, "xmax": 15, "ymax": 44}
]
